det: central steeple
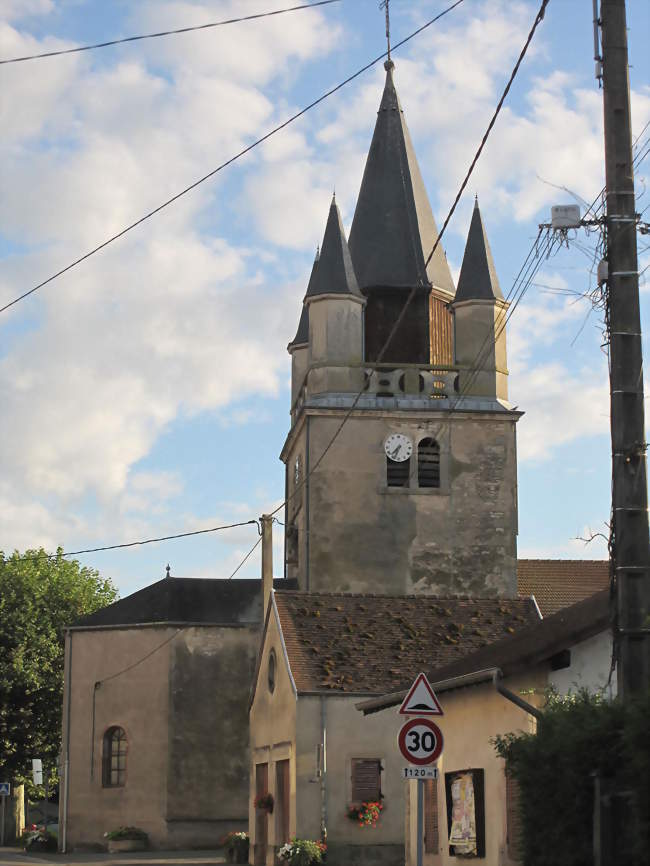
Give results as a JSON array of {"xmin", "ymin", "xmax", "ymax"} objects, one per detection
[
  {"xmin": 348, "ymin": 61, "xmax": 455, "ymax": 364},
  {"xmin": 348, "ymin": 61, "xmax": 454, "ymax": 296}
]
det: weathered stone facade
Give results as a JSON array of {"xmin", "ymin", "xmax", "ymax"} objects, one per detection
[{"xmin": 283, "ymin": 408, "xmax": 519, "ymax": 597}]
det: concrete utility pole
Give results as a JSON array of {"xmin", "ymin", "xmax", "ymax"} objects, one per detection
[{"xmin": 601, "ymin": 0, "xmax": 650, "ymax": 698}]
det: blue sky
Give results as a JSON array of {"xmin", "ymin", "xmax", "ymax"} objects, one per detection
[{"xmin": 1, "ymin": 0, "xmax": 649, "ymax": 597}]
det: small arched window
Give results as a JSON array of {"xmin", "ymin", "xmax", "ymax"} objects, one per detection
[
  {"xmin": 386, "ymin": 456, "xmax": 410, "ymax": 488},
  {"xmin": 418, "ymin": 438, "xmax": 440, "ymax": 488},
  {"xmin": 102, "ymin": 726, "xmax": 127, "ymax": 788}
]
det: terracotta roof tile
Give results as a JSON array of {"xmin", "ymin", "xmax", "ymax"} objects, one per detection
[
  {"xmin": 517, "ymin": 560, "xmax": 609, "ymax": 616},
  {"xmin": 274, "ymin": 592, "xmax": 539, "ymax": 695}
]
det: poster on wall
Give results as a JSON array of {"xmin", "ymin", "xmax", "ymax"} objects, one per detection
[{"xmin": 448, "ymin": 772, "xmax": 477, "ymax": 856}]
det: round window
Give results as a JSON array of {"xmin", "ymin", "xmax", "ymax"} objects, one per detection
[{"xmin": 268, "ymin": 649, "xmax": 277, "ymax": 694}]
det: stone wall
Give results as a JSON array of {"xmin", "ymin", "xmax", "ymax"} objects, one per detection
[{"xmin": 285, "ymin": 409, "xmax": 518, "ymax": 597}]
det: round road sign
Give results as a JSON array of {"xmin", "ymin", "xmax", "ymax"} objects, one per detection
[{"xmin": 398, "ymin": 717, "xmax": 444, "ymax": 765}]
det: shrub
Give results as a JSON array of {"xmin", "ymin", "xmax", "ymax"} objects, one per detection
[{"xmin": 494, "ymin": 688, "xmax": 650, "ymax": 866}]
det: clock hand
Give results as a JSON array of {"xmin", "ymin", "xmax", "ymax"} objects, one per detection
[{"xmin": 390, "ymin": 445, "xmax": 402, "ymax": 459}]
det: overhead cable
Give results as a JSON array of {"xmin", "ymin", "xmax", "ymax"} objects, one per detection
[
  {"xmin": 6, "ymin": 520, "xmax": 259, "ymax": 564},
  {"xmin": 0, "ymin": 0, "xmax": 465, "ymax": 316},
  {"xmin": 0, "ymin": 1, "xmax": 341, "ymax": 65}
]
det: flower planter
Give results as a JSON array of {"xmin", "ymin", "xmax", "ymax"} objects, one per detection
[
  {"xmin": 107, "ymin": 838, "xmax": 147, "ymax": 853},
  {"xmin": 226, "ymin": 849, "xmax": 249, "ymax": 864}
]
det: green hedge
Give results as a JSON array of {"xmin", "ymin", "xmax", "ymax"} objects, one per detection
[{"xmin": 494, "ymin": 689, "xmax": 650, "ymax": 866}]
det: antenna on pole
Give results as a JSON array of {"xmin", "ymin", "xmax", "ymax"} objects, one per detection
[{"xmin": 379, "ymin": 0, "xmax": 391, "ymax": 64}]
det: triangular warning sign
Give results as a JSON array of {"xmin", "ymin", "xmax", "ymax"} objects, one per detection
[{"xmin": 399, "ymin": 672, "xmax": 444, "ymax": 716}]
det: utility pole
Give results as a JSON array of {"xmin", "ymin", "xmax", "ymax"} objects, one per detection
[{"xmin": 600, "ymin": 0, "xmax": 650, "ymax": 698}]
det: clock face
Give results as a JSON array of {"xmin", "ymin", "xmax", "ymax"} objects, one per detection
[{"xmin": 384, "ymin": 433, "xmax": 413, "ymax": 462}]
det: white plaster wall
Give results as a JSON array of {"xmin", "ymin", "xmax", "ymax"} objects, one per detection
[{"xmin": 549, "ymin": 630, "xmax": 617, "ymax": 697}]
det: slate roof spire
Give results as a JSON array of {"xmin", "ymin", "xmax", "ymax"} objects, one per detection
[
  {"xmin": 289, "ymin": 247, "xmax": 319, "ymax": 349},
  {"xmin": 455, "ymin": 197, "xmax": 503, "ymax": 302},
  {"xmin": 306, "ymin": 195, "xmax": 362, "ymax": 299},
  {"xmin": 348, "ymin": 61, "xmax": 455, "ymax": 295}
]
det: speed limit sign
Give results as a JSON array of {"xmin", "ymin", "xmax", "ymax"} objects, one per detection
[{"xmin": 398, "ymin": 717, "xmax": 443, "ymax": 765}]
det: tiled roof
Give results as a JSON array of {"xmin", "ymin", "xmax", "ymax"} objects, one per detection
[
  {"xmin": 359, "ymin": 590, "xmax": 610, "ymax": 715},
  {"xmin": 517, "ymin": 560, "xmax": 609, "ymax": 616},
  {"xmin": 274, "ymin": 592, "xmax": 539, "ymax": 695}
]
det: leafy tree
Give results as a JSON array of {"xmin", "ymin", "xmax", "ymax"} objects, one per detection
[
  {"xmin": 0, "ymin": 549, "xmax": 118, "ymax": 791},
  {"xmin": 494, "ymin": 689, "xmax": 650, "ymax": 866}
]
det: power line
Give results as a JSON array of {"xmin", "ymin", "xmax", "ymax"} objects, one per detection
[
  {"xmin": 5, "ymin": 520, "xmax": 259, "ymax": 564},
  {"xmin": 0, "ymin": 1, "xmax": 341, "ymax": 66},
  {"xmin": 228, "ymin": 535, "xmax": 263, "ymax": 579},
  {"xmin": 270, "ymin": 0, "xmax": 550, "ymax": 518},
  {"xmin": 0, "ymin": 0, "xmax": 465, "ymax": 317}
]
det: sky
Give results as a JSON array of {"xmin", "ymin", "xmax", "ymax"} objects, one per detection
[{"xmin": 1, "ymin": 0, "xmax": 649, "ymax": 598}]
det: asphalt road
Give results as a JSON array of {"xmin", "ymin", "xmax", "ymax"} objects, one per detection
[{"xmin": 0, "ymin": 849, "xmax": 225, "ymax": 866}]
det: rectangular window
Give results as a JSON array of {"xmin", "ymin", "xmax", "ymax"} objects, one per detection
[
  {"xmin": 424, "ymin": 777, "xmax": 439, "ymax": 854},
  {"xmin": 445, "ymin": 768, "xmax": 485, "ymax": 858},
  {"xmin": 506, "ymin": 765, "xmax": 523, "ymax": 861},
  {"xmin": 351, "ymin": 758, "xmax": 382, "ymax": 803}
]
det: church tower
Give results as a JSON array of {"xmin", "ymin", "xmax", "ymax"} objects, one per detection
[{"xmin": 282, "ymin": 63, "xmax": 521, "ymax": 598}]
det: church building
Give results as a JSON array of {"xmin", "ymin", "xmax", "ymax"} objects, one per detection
[{"xmin": 58, "ymin": 58, "xmax": 608, "ymax": 862}]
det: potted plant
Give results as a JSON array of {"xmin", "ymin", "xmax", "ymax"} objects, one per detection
[
  {"xmin": 254, "ymin": 791, "xmax": 274, "ymax": 814},
  {"xmin": 347, "ymin": 800, "xmax": 383, "ymax": 828},
  {"xmin": 21, "ymin": 824, "xmax": 57, "ymax": 853},
  {"xmin": 221, "ymin": 831, "xmax": 250, "ymax": 863},
  {"xmin": 278, "ymin": 838, "xmax": 326, "ymax": 866},
  {"xmin": 104, "ymin": 826, "xmax": 148, "ymax": 852}
]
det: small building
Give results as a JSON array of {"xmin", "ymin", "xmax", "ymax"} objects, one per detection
[
  {"xmin": 357, "ymin": 589, "xmax": 612, "ymax": 865},
  {"xmin": 59, "ymin": 574, "xmax": 294, "ymax": 851},
  {"xmin": 248, "ymin": 589, "xmax": 539, "ymax": 866}
]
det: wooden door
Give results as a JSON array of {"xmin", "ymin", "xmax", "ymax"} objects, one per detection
[
  {"xmin": 275, "ymin": 760, "xmax": 290, "ymax": 847},
  {"xmin": 255, "ymin": 763, "xmax": 268, "ymax": 866}
]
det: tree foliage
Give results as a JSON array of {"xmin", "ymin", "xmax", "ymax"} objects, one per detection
[
  {"xmin": 0, "ymin": 549, "xmax": 118, "ymax": 789},
  {"xmin": 494, "ymin": 689, "xmax": 650, "ymax": 866}
]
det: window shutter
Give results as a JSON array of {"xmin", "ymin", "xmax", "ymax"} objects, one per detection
[
  {"xmin": 424, "ymin": 778, "xmax": 439, "ymax": 853},
  {"xmin": 387, "ymin": 457, "xmax": 410, "ymax": 487},
  {"xmin": 506, "ymin": 766, "xmax": 523, "ymax": 860},
  {"xmin": 418, "ymin": 438, "xmax": 440, "ymax": 488},
  {"xmin": 351, "ymin": 759, "xmax": 381, "ymax": 802}
]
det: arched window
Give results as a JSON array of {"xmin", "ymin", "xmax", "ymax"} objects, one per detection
[
  {"xmin": 102, "ymin": 726, "xmax": 127, "ymax": 788},
  {"xmin": 418, "ymin": 438, "xmax": 440, "ymax": 488},
  {"xmin": 387, "ymin": 456, "xmax": 410, "ymax": 488}
]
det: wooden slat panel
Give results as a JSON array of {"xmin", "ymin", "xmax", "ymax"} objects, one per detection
[
  {"xmin": 351, "ymin": 759, "xmax": 381, "ymax": 802},
  {"xmin": 424, "ymin": 778, "xmax": 439, "ymax": 854},
  {"xmin": 507, "ymin": 768, "xmax": 523, "ymax": 861},
  {"xmin": 429, "ymin": 295, "xmax": 453, "ymax": 366}
]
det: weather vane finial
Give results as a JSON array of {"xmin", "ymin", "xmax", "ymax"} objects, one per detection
[{"xmin": 380, "ymin": 0, "xmax": 391, "ymax": 65}]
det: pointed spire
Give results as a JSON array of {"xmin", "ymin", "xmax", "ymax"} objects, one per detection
[
  {"xmin": 307, "ymin": 196, "xmax": 361, "ymax": 299},
  {"xmin": 288, "ymin": 248, "xmax": 319, "ymax": 350},
  {"xmin": 348, "ymin": 63, "xmax": 454, "ymax": 295},
  {"xmin": 455, "ymin": 198, "xmax": 503, "ymax": 302}
]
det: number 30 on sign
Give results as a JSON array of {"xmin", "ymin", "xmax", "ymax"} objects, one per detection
[{"xmin": 397, "ymin": 717, "xmax": 444, "ymax": 765}]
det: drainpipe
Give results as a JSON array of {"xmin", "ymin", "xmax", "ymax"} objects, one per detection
[
  {"xmin": 320, "ymin": 697, "xmax": 327, "ymax": 844},
  {"xmin": 492, "ymin": 669, "xmax": 542, "ymax": 721},
  {"xmin": 61, "ymin": 630, "xmax": 73, "ymax": 852}
]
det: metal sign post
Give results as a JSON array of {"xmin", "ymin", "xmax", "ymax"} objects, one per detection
[
  {"xmin": 0, "ymin": 783, "xmax": 10, "ymax": 847},
  {"xmin": 416, "ymin": 778, "xmax": 424, "ymax": 866}
]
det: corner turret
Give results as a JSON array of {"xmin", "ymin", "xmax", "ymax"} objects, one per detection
[
  {"xmin": 288, "ymin": 249, "xmax": 318, "ymax": 410},
  {"xmin": 305, "ymin": 196, "xmax": 365, "ymax": 395},
  {"xmin": 452, "ymin": 198, "xmax": 509, "ymax": 400}
]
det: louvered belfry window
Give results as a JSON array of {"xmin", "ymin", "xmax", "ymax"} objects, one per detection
[
  {"xmin": 351, "ymin": 758, "xmax": 382, "ymax": 802},
  {"xmin": 387, "ymin": 456, "xmax": 410, "ymax": 488},
  {"xmin": 418, "ymin": 438, "xmax": 440, "ymax": 488},
  {"xmin": 102, "ymin": 726, "xmax": 127, "ymax": 787}
]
